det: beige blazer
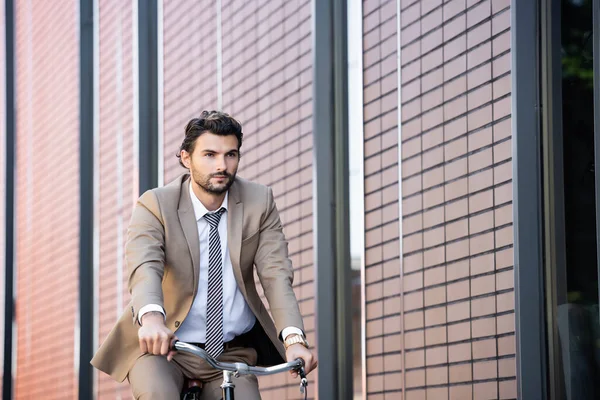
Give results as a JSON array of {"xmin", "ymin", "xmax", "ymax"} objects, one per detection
[{"xmin": 91, "ymin": 174, "xmax": 304, "ymax": 382}]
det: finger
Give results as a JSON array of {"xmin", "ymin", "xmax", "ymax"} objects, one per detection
[
  {"xmin": 303, "ymin": 360, "xmax": 314, "ymax": 374},
  {"xmin": 157, "ymin": 336, "xmax": 167, "ymax": 355},
  {"xmin": 309, "ymin": 359, "xmax": 318, "ymax": 373},
  {"xmin": 152, "ymin": 336, "xmax": 162, "ymax": 355},
  {"xmin": 166, "ymin": 350, "xmax": 176, "ymax": 362},
  {"xmin": 139, "ymin": 338, "xmax": 148, "ymax": 354},
  {"xmin": 147, "ymin": 338, "xmax": 156, "ymax": 354},
  {"xmin": 160, "ymin": 337, "xmax": 170, "ymax": 356},
  {"xmin": 146, "ymin": 337, "xmax": 155, "ymax": 353},
  {"xmin": 169, "ymin": 335, "xmax": 179, "ymax": 350}
]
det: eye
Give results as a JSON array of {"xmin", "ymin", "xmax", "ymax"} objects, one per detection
[
  {"xmin": 205, "ymin": 153, "xmax": 214, "ymax": 157},
  {"xmin": 227, "ymin": 153, "xmax": 237, "ymax": 158}
]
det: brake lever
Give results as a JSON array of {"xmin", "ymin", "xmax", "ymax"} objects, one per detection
[{"xmin": 298, "ymin": 366, "xmax": 308, "ymax": 393}]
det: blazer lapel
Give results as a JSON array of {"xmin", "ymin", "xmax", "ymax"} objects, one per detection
[
  {"xmin": 227, "ymin": 179, "xmax": 247, "ymax": 297},
  {"xmin": 178, "ymin": 178, "xmax": 201, "ymax": 294}
]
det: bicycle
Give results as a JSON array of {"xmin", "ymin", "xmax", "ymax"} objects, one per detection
[{"xmin": 174, "ymin": 341, "xmax": 309, "ymax": 400}]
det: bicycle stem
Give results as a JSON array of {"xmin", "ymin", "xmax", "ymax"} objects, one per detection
[{"xmin": 221, "ymin": 370, "xmax": 235, "ymax": 400}]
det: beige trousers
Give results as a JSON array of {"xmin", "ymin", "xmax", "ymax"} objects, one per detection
[{"xmin": 128, "ymin": 346, "xmax": 261, "ymax": 400}]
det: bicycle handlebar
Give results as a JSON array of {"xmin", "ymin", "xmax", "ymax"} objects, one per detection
[
  {"xmin": 173, "ymin": 341, "xmax": 305, "ymax": 377},
  {"xmin": 173, "ymin": 340, "xmax": 309, "ymax": 396}
]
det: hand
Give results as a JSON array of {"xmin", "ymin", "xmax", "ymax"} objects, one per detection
[
  {"xmin": 138, "ymin": 311, "xmax": 178, "ymax": 361},
  {"xmin": 286, "ymin": 344, "xmax": 318, "ymax": 378}
]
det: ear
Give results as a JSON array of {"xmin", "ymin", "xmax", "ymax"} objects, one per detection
[{"xmin": 180, "ymin": 150, "xmax": 191, "ymax": 169}]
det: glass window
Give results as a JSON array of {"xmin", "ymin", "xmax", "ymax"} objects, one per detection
[
  {"xmin": 546, "ymin": 0, "xmax": 600, "ymax": 398},
  {"xmin": 348, "ymin": 0, "xmax": 364, "ymax": 398}
]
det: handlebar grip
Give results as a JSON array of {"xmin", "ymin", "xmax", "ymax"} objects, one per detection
[{"xmin": 292, "ymin": 358, "xmax": 307, "ymax": 379}]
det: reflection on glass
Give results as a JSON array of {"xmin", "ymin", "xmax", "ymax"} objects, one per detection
[
  {"xmin": 349, "ymin": 77, "xmax": 363, "ymax": 399},
  {"xmin": 557, "ymin": 0, "xmax": 600, "ymax": 398},
  {"xmin": 348, "ymin": 0, "xmax": 364, "ymax": 398}
]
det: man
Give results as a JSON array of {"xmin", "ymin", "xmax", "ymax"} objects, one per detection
[{"xmin": 91, "ymin": 111, "xmax": 317, "ymax": 399}]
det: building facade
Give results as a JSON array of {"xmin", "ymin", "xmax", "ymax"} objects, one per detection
[{"xmin": 1, "ymin": 0, "xmax": 599, "ymax": 399}]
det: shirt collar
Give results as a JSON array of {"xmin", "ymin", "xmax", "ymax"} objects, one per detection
[{"xmin": 189, "ymin": 181, "xmax": 228, "ymax": 221}]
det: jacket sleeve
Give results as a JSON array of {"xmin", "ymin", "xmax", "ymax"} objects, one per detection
[
  {"xmin": 126, "ymin": 189, "xmax": 166, "ymax": 325},
  {"xmin": 254, "ymin": 187, "xmax": 305, "ymax": 339}
]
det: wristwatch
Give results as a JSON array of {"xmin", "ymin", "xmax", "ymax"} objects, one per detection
[{"xmin": 284, "ymin": 333, "xmax": 309, "ymax": 349}]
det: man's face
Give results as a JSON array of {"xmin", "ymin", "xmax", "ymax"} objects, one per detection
[{"xmin": 181, "ymin": 132, "xmax": 240, "ymax": 194}]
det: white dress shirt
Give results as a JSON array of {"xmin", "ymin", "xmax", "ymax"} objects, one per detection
[{"xmin": 138, "ymin": 183, "xmax": 302, "ymax": 342}]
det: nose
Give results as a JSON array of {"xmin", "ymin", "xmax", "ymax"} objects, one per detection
[{"xmin": 215, "ymin": 155, "xmax": 226, "ymax": 171}]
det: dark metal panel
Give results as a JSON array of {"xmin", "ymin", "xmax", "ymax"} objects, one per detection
[
  {"xmin": 312, "ymin": 0, "xmax": 352, "ymax": 397},
  {"xmin": 594, "ymin": 0, "xmax": 600, "ymax": 324},
  {"xmin": 79, "ymin": 0, "xmax": 94, "ymax": 398},
  {"xmin": 540, "ymin": 0, "xmax": 566, "ymax": 398},
  {"xmin": 138, "ymin": 0, "xmax": 159, "ymax": 193},
  {"xmin": 312, "ymin": 0, "xmax": 336, "ymax": 397},
  {"xmin": 332, "ymin": 0, "xmax": 352, "ymax": 398},
  {"xmin": 512, "ymin": 0, "xmax": 548, "ymax": 398},
  {"xmin": 3, "ymin": 0, "xmax": 15, "ymax": 398}
]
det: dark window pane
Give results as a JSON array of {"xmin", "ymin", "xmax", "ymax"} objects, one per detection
[{"xmin": 557, "ymin": 0, "xmax": 600, "ymax": 398}]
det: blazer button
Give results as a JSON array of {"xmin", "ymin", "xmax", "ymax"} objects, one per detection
[{"xmin": 175, "ymin": 321, "xmax": 180, "ymax": 328}]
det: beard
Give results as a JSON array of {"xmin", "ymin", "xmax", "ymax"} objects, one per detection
[{"xmin": 192, "ymin": 169, "xmax": 236, "ymax": 195}]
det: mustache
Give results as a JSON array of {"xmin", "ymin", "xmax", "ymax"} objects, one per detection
[{"xmin": 210, "ymin": 172, "xmax": 231, "ymax": 178}]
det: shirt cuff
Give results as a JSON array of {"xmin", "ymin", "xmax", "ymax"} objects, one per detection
[
  {"xmin": 281, "ymin": 326, "xmax": 304, "ymax": 341},
  {"xmin": 138, "ymin": 304, "xmax": 166, "ymax": 325}
]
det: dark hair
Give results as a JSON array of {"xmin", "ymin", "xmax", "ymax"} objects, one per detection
[{"xmin": 177, "ymin": 110, "xmax": 243, "ymax": 168}]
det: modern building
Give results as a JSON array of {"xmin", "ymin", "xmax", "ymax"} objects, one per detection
[{"xmin": 0, "ymin": 0, "xmax": 598, "ymax": 399}]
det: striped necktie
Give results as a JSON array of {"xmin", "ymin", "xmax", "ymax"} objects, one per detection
[{"xmin": 203, "ymin": 207, "xmax": 226, "ymax": 358}]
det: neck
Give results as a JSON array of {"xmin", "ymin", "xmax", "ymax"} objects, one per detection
[{"xmin": 191, "ymin": 182, "xmax": 226, "ymax": 211}]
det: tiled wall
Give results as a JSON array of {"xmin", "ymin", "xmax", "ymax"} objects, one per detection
[
  {"xmin": 162, "ymin": 0, "xmax": 219, "ymax": 183},
  {"xmin": 13, "ymin": 0, "xmax": 80, "ymax": 398},
  {"xmin": 96, "ymin": 1, "xmax": 137, "ymax": 399},
  {"xmin": 365, "ymin": 0, "xmax": 516, "ymax": 398},
  {"xmin": 0, "ymin": 1, "xmax": 520, "ymax": 399},
  {"xmin": 363, "ymin": 0, "xmax": 404, "ymax": 397},
  {"xmin": 220, "ymin": 1, "xmax": 313, "ymax": 398},
  {"xmin": 161, "ymin": 1, "xmax": 313, "ymax": 398}
]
